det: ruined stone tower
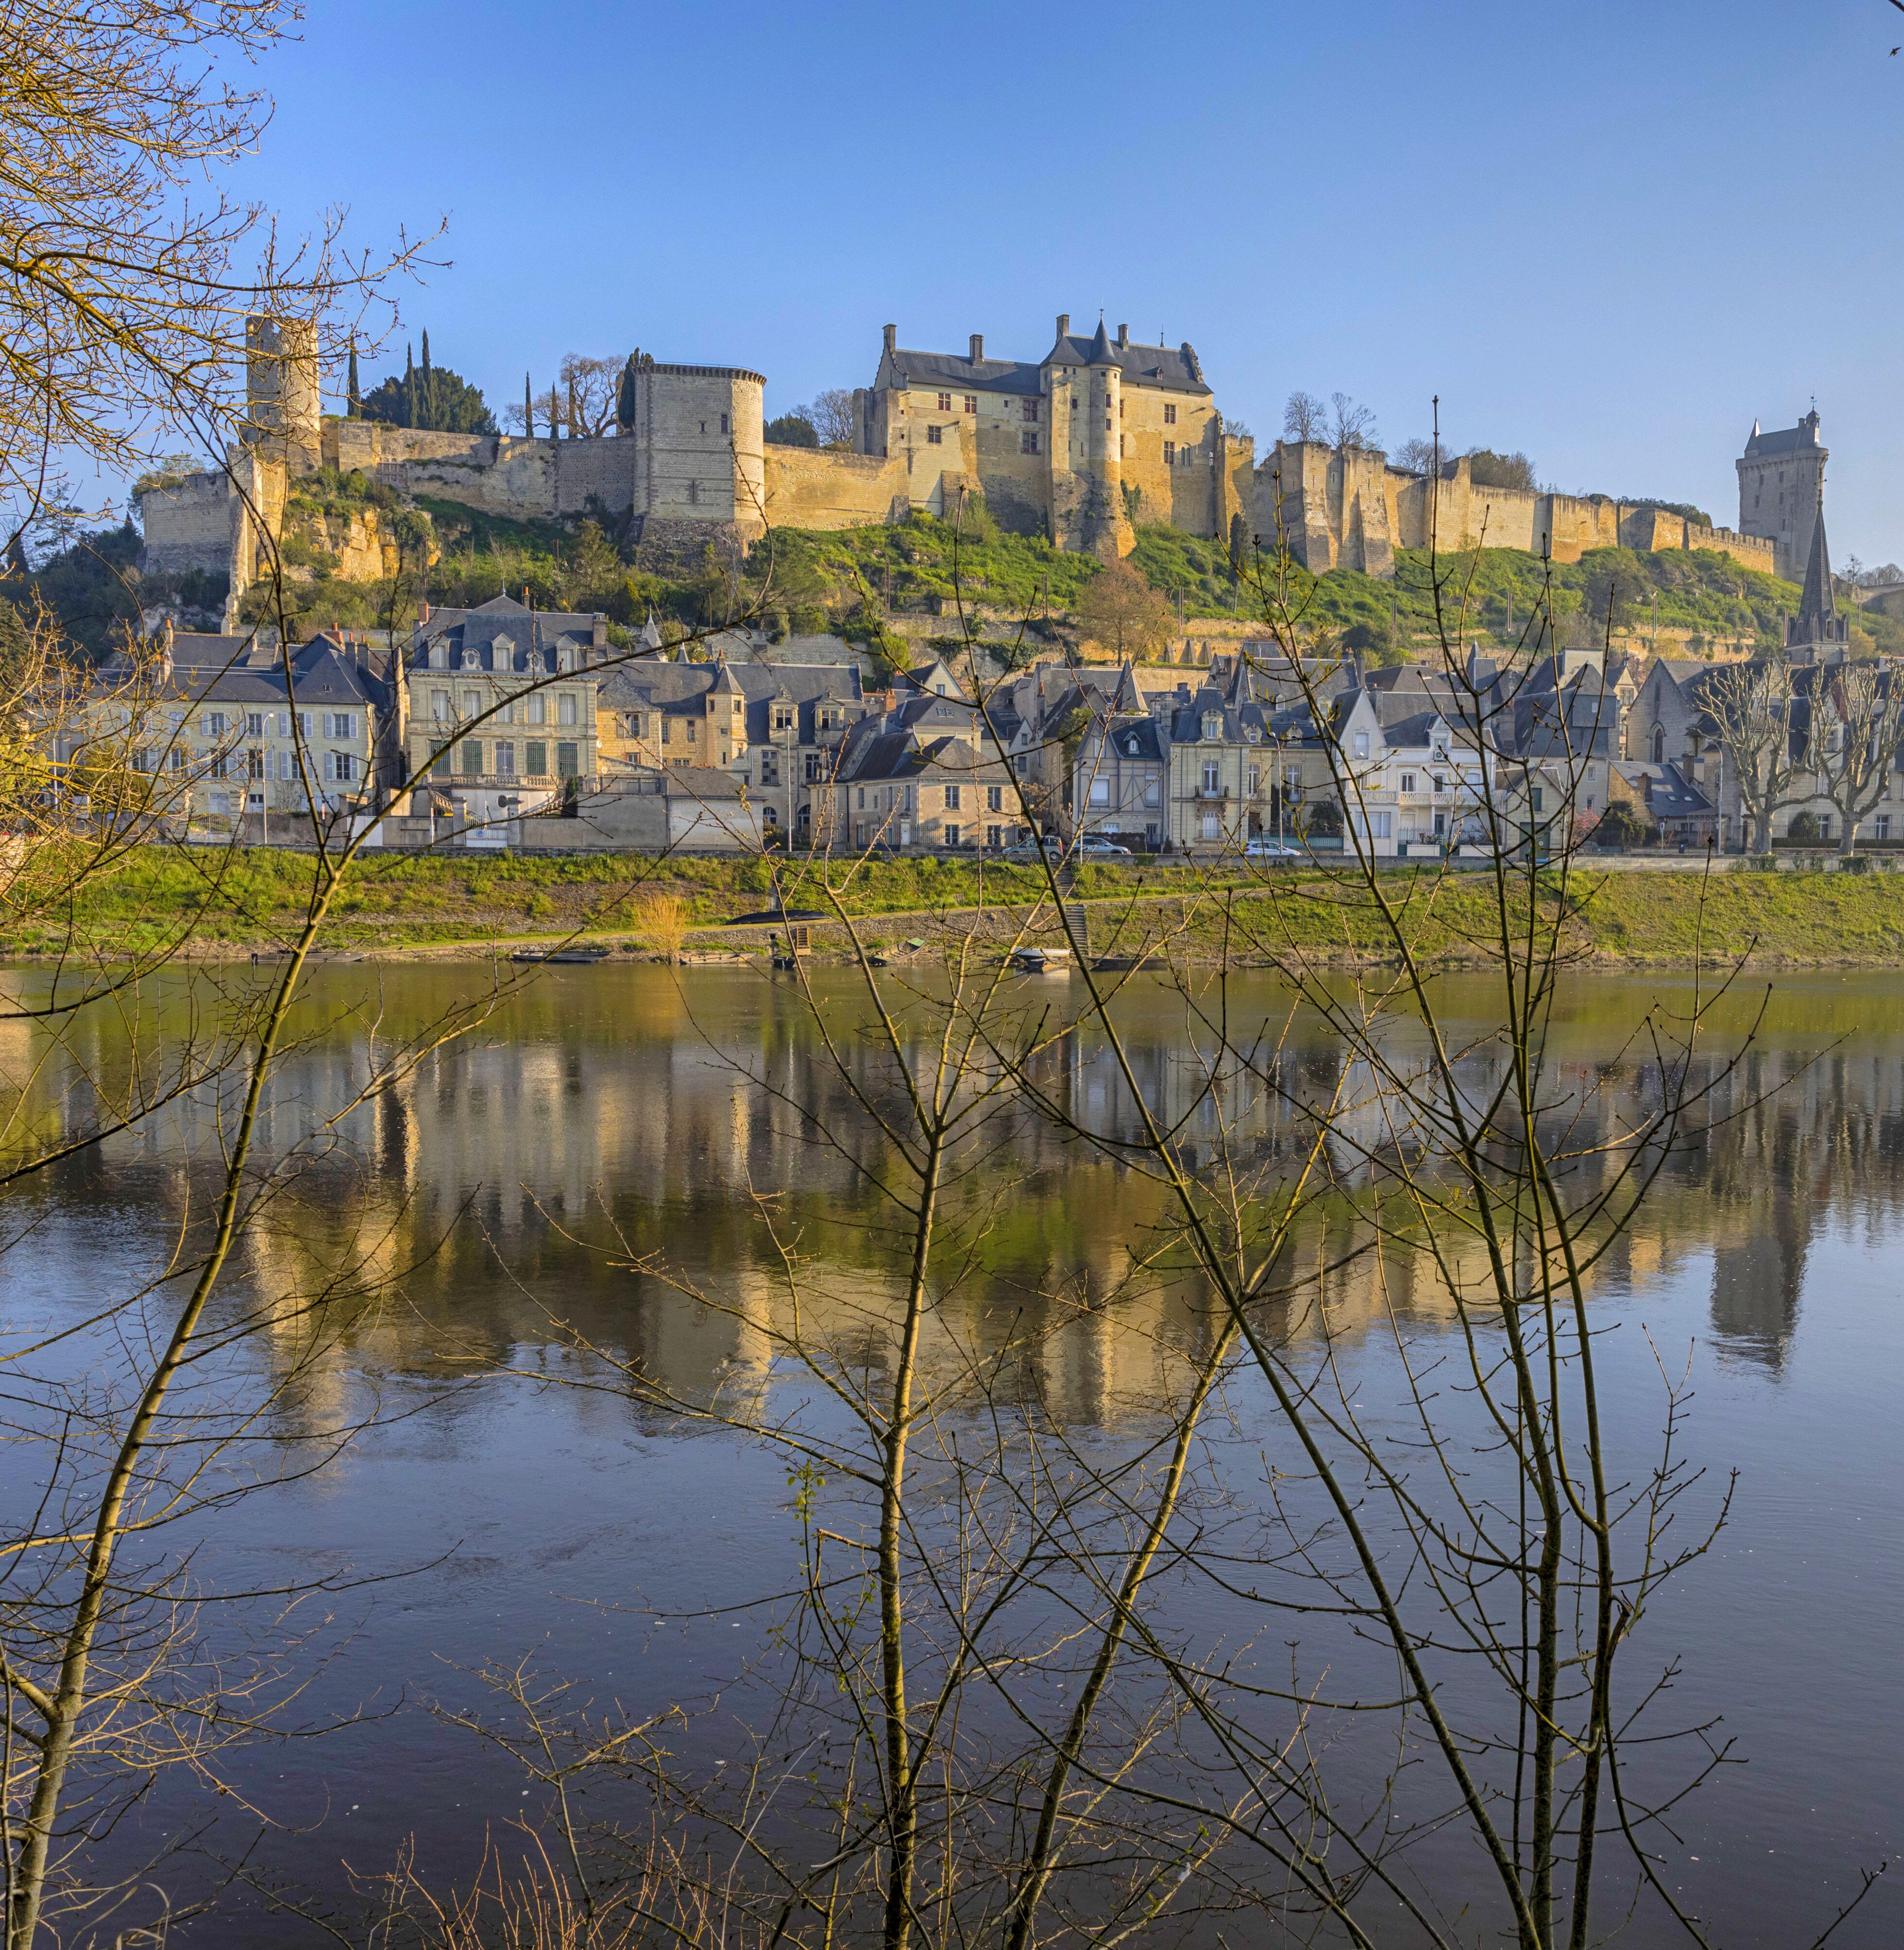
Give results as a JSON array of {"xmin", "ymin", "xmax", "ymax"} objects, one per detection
[
  {"xmin": 243, "ymin": 316, "xmax": 321, "ymax": 468},
  {"xmin": 1737, "ymin": 410, "xmax": 1827, "ymax": 582}
]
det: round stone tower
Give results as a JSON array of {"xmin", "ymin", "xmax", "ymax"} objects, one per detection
[{"xmin": 1083, "ymin": 319, "xmax": 1133, "ymax": 558}]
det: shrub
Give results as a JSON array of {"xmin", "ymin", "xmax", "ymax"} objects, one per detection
[
  {"xmin": 1591, "ymin": 801, "xmax": 1657, "ymax": 849},
  {"xmin": 1787, "ymin": 810, "xmax": 1822, "ymax": 844}
]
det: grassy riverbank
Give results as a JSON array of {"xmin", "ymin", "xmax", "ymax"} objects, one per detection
[{"xmin": 11, "ymin": 847, "xmax": 1904, "ymax": 968}]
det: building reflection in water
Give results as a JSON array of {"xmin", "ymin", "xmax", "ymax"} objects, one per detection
[{"xmin": 7, "ymin": 966, "xmax": 1904, "ymax": 1417}]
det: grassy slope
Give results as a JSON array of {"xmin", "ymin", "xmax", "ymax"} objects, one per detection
[{"xmin": 17, "ymin": 848, "xmax": 1904, "ymax": 967}]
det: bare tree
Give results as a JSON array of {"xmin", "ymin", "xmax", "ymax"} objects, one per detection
[
  {"xmin": 1281, "ymin": 389, "xmax": 1327, "ymax": 442},
  {"xmin": 1329, "ymin": 390, "xmax": 1378, "ymax": 454},
  {"xmin": 0, "ymin": 0, "xmax": 432, "ymax": 556},
  {"xmin": 1805, "ymin": 658, "xmax": 1904, "ymax": 855},
  {"xmin": 1702, "ymin": 655, "xmax": 1802, "ymax": 853},
  {"xmin": 806, "ymin": 387, "xmax": 858, "ymax": 448},
  {"xmin": 1074, "ymin": 560, "xmax": 1172, "ymax": 662},
  {"xmin": 558, "ymin": 354, "xmax": 623, "ymax": 438},
  {"xmin": 1393, "ymin": 434, "xmax": 1441, "ymax": 473}
]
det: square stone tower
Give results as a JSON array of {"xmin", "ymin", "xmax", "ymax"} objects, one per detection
[{"xmin": 1737, "ymin": 410, "xmax": 1826, "ymax": 581}]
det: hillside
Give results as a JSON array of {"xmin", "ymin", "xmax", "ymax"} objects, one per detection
[{"xmin": 24, "ymin": 481, "xmax": 1900, "ymax": 666}]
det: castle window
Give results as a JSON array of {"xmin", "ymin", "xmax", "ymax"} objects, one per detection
[
  {"xmin": 1164, "ymin": 403, "xmax": 1177, "ymax": 426},
  {"xmin": 688, "ymin": 480, "xmax": 699, "ymax": 504},
  {"xmin": 1022, "ymin": 400, "xmax": 1039, "ymax": 422},
  {"xmin": 1022, "ymin": 431, "xmax": 1039, "ymax": 455},
  {"xmin": 937, "ymin": 392, "xmax": 951, "ymax": 411},
  {"xmin": 720, "ymin": 413, "xmax": 729, "ymax": 435},
  {"xmin": 1163, "ymin": 441, "xmax": 1175, "ymax": 465},
  {"xmin": 963, "ymin": 395, "xmax": 976, "ymax": 414},
  {"xmin": 1119, "ymin": 435, "xmax": 1125, "ymax": 457},
  {"xmin": 926, "ymin": 424, "xmax": 943, "ymax": 445}
]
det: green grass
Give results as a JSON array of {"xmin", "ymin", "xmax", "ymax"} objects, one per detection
[{"xmin": 13, "ymin": 848, "xmax": 1904, "ymax": 968}]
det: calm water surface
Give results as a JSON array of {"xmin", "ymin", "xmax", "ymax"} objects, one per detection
[{"xmin": 2, "ymin": 964, "xmax": 1899, "ymax": 1945}]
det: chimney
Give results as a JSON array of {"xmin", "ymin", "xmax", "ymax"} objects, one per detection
[
  {"xmin": 1117, "ymin": 323, "xmax": 1128, "ymax": 348},
  {"xmin": 418, "ymin": 601, "xmax": 430, "ymax": 625},
  {"xmin": 883, "ymin": 323, "xmax": 896, "ymax": 354},
  {"xmin": 1055, "ymin": 313, "xmax": 1070, "ymax": 339},
  {"xmin": 969, "ymin": 333, "xmax": 983, "ymax": 364}
]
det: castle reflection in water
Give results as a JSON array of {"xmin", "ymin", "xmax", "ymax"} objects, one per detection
[{"xmin": 11, "ymin": 965, "xmax": 1903, "ymax": 1427}]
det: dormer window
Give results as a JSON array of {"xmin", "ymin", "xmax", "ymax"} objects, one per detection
[
  {"xmin": 430, "ymin": 645, "xmax": 448, "ymax": 669},
  {"xmin": 1202, "ymin": 713, "xmax": 1222, "ymax": 740}
]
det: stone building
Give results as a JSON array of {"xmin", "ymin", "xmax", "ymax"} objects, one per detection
[
  {"xmin": 80, "ymin": 628, "xmax": 396, "ymax": 838},
  {"xmin": 596, "ymin": 657, "xmax": 870, "ymax": 843},
  {"xmin": 851, "ymin": 316, "xmax": 1255, "ymax": 557},
  {"xmin": 402, "ymin": 596, "xmax": 605, "ymax": 834},
  {"xmin": 1738, "ymin": 410, "xmax": 1828, "ymax": 581}
]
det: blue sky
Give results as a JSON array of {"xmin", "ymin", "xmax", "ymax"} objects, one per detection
[{"xmin": 220, "ymin": 0, "xmax": 1904, "ymax": 562}]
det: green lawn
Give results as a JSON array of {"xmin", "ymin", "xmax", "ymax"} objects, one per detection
[{"xmin": 11, "ymin": 847, "xmax": 1904, "ymax": 968}]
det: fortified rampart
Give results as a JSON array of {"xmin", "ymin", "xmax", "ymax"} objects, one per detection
[
  {"xmin": 135, "ymin": 314, "xmax": 1795, "ymax": 618},
  {"xmin": 1257, "ymin": 442, "xmax": 1779, "ymax": 580}
]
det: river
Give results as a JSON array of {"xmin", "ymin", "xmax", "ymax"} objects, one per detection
[{"xmin": 0, "ymin": 962, "xmax": 1897, "ymax": 1946}]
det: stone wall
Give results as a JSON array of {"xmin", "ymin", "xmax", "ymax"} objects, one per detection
[
  {"xmin": 138, "ymin": 472, "xmax": 236, "ymax": 576},
  {"xmin": 1260, "ymin": 442, "xmax": 1780, "ymax": 580},
  {"xmin": 762, "ymin": 445, "xmax": 909, "ymax": 529}
]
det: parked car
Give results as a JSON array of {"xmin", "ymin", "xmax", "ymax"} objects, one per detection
[
  {"xmin": 1243, "ymin": 838, "xmax": 1303, "ymax": 858},
  {"xmin": 1077, "ymin": 836, "xmax": 1132, "ymax": 855},
  {"xmin": 1003, "ymin": 834, "xmax": 1065, "ymax": 859}
]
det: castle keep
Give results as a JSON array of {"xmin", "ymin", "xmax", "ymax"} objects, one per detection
[
  {"xmin": 135, "ymin": 314, "xmax": 1816, "ymax": 610},
  {"xmin": 1736, "ymin": 410, "xmax": 1827, "ymax": 580}
]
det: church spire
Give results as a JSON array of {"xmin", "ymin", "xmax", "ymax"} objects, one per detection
[{"xmin": 1791, "ymin": 506, "xmax": 1841, "ymax": 647}]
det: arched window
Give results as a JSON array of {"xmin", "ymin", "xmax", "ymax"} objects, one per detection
[{"xmin": 1650, "ymin": 725, "xmax": 1664, "ymax": 763}]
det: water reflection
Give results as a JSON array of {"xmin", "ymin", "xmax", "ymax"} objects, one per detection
[{"xmin": 5, "ymin": 965, "xmax": 1896, "ymax": 1405}]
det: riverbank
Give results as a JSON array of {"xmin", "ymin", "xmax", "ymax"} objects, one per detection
[{"xmin": 10, "ymin": 848, "xmax": 1904, "ymax": 969}]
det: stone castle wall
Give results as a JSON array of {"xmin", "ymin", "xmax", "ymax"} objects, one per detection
[
  {"xmin": 138, "ymin": 472, "xmax": 238, "ymax": 576},
  {"xmin": 138, "ymin": 315, "xmax": 1784, "ymax": 600},
  {"xmin": 762, "ymin": 445, "xmax": 910, "ymax": 528},
  {"xmin": 1259, "ymin": 442, "xmax": 1780, "ymax": 580}
]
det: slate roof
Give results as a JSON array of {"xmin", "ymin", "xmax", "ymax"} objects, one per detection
[
  {"xmin": 1100, "ymin": 716, "xmax": 1165, "ymax": 765},
  {"xmin": 888, "ymin": 333, "xmax": 1210, "ymax": 399},
  {"xmin": 99, "ymin": 632, "xmax": 391, "ymax": 712},
  {"xmin": 410, "ymin": 595, "xmax": 604, "ymax": 675},
  {"xmin": 1614, "ymin": 761, "xmax": 1712, "ymax": 819},
  {"xmin": 1743, "ymin": 412, "xmax": 1824, "ymax": 457},
  {"xmin": 1792, "ymin": 510, "xmax": 1839, "ymax": 642}
]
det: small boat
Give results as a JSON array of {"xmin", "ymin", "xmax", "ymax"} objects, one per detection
[
  {"xmin": 1010, "ymin": 945, "xmax": 1072, "ymax": 974},
  {"xmin": 510, "ymin": 944, "xmax": 612, "ymax": 965}
]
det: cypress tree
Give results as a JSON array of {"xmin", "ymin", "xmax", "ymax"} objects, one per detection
[
  {"xmin": 616, "ymin": 353, "xmax": 637, "ymax": 434},
  {"xmin": 346, "ymin": 348, "xmax": 360, "ymax": 418},
  {"xmin": 524, "ymin": 373, "xmax": 533, "ymax": 439},
  {"xmin": 549, "ymin": 381, "xmax": 559, "ymax": 440},
  {"xmin": 568, "ymin": 376, "xmax": 580, "ymax": 440},
  {"xmin": 402, "ymin": 343, "xmax": 415, "ymax": 428}
]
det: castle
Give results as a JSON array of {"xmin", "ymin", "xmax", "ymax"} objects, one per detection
[
  {"xmin": 1261, "ymin": 440, "xmax": 1780, "ymax": 579},
  {"xmin": 135, "ymin": 315, "xmax": 1817, "ymax": 611}
]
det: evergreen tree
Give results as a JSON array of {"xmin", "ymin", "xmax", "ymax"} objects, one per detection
[
  {"xmin": 402, "ymin": 344, "xmax": 415, "ymax": 429},
  {"xmin": 524, "ymin": 373, "xmax": 533, "ymax": 439},
  {"xmin": 567, "ymin": 376, "xmax": 579, "ymax": 441},
  {"xmin": 549, "ymin": 381, "xmax": 559, "ymax": 440},
  {"xmin": 617, "ymin": 354, "xmax": 638, "ymax": 434},
  {"xmin": 346, "ymin": 348, "xmax": 360, "ymax": 418}
]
